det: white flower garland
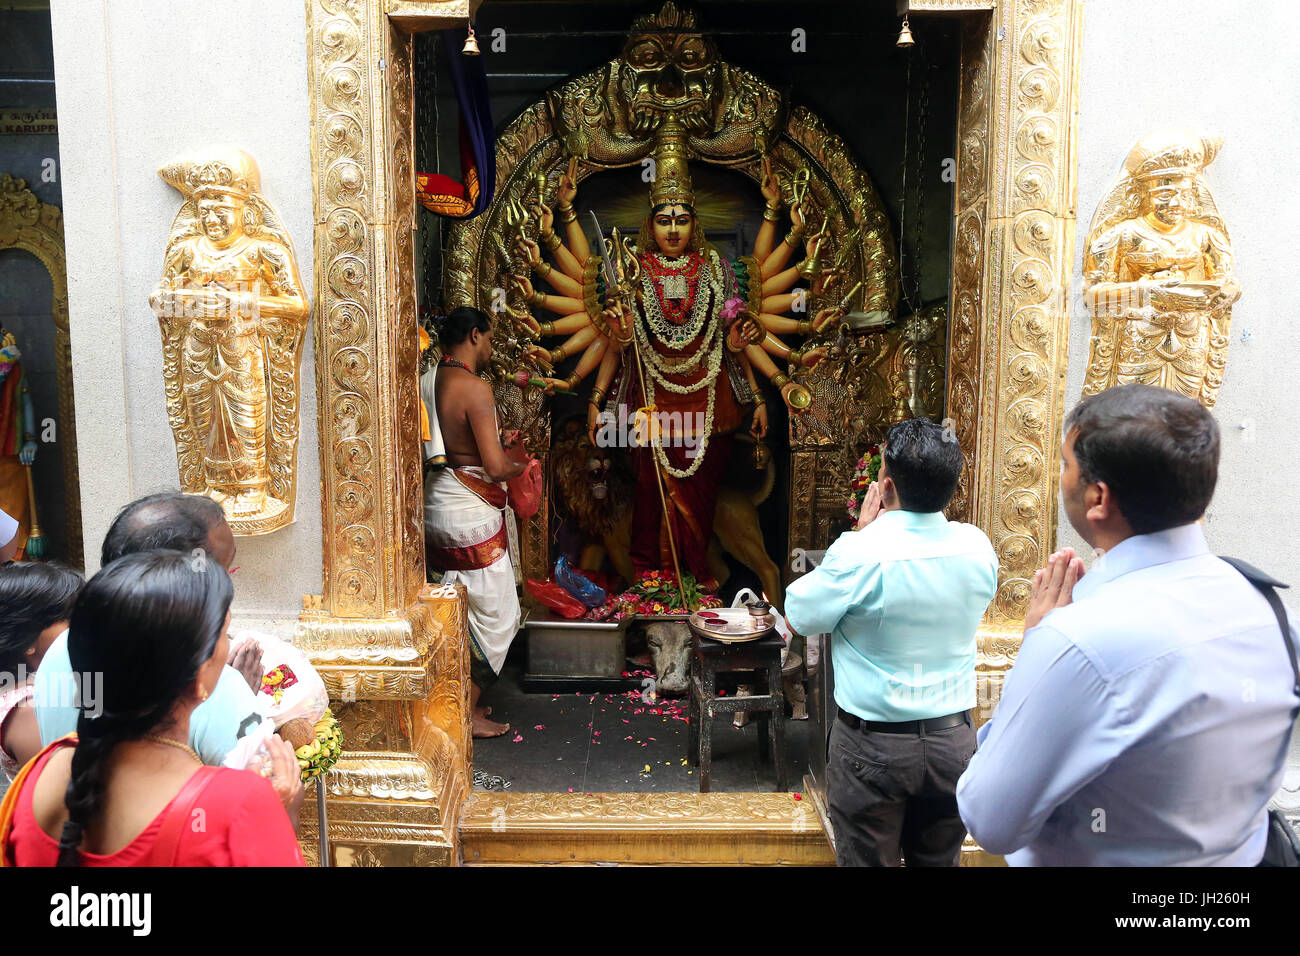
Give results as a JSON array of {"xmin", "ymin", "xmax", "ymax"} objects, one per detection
[{"xmin": 632, "ymin": 250, "xmax": 727, "ymax": 479}]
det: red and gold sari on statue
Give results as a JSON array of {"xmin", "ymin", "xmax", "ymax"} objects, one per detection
[{"xmin": 626, "ymin": 249, "xmax": 752, "ymax": 590}]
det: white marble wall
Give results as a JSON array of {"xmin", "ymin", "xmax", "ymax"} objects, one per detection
[
  {"xmin": 1062, "ymin": 0, "xmax": 1300, "ymax": 587},
  {"xmin": 49, "ymin": 0, "xmax": 321, "ymax": 625},
  {"xmin": 1066, "ymin": 0, "xmax": 1300, "ymax": 818}
]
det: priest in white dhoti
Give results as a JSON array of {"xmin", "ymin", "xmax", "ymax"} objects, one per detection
[{"xmin": 420, "ymin": 308, "xmax": 525, "ymax": 738}]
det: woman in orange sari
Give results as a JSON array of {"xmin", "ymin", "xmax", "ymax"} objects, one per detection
[{"xmin": 1, "ymin": 550, "xmax": 304, "ymax": 866}]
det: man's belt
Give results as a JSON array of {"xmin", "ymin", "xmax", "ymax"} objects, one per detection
[{"xmin": 836, "ymin": 707, "xmax": 969, "ymax": 735}]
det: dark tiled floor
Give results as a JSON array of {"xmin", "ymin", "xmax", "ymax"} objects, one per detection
[{"xmin": 473, "ymin": 652, "xmax": 813, "ymax": 794}]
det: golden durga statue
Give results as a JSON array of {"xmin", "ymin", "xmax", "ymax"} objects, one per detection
[
  {"xmin": 149, "ymin": 149, "xmax": 309, "ymax": 535},
  {"xmin": 1082, "ymin": 131, "xmax": 1241, "ymax": 407}
]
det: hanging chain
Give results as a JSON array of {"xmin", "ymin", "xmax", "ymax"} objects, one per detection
[
  {"xmin": 911, "ymin": 47, "xmax": 930, "ymax": 315},
  {"xmin": 897, "ymin": 41, "xmax": 931, "ymax": 318},
  {"xmin": 897, "ymin": 52, "xmax": 913, "ymax": 315},
  {"xmin": 415, "ymin": 32, "xmax": 441, "ymax": 320}
]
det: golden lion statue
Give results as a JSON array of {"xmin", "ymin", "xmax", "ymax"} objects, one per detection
[{"xmin": 550, "ymin": 422, "xmax": 784, "ymax": 610}]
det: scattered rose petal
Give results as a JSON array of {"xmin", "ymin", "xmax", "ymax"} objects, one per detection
[{"xmin": 512, "ymin": 734, "xmax": 524, "ymax": 743}]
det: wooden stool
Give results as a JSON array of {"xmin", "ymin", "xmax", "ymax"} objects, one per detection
[{"xmin": 687, "ymin": 630, "xmax": 788, "ymax": 792}]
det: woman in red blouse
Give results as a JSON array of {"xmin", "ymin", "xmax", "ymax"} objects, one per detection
[{"xmin": 1, "ymin": 550, "xmax": 304, "ymax": 866}]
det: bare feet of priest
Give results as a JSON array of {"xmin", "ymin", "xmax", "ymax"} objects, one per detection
[{"xmin": 473, "ymin": 713, "xmax": 511, "ymax": 738}]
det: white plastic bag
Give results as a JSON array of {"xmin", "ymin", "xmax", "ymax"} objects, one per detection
[
  {"xmin": 235, "ymin": 631, "xmax": 330, "ymax": 729},
  {"xmin": 221, "ymin": 715, "xmax": 276, "ymax": 772}
]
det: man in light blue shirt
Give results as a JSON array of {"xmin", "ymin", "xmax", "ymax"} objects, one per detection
[
  {"xmin": 958, "ymin": 384, "xmax": 1300, "ymax": 865},
  {"xmin": 786, "ymin": 418, "xmax": 998, "ymax": 866},
  {"xmin": 34, "ymin": 492, "xmax": 265, "ymax": 764}
]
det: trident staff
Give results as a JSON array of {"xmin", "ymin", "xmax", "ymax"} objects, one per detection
[{"xmin": 590, "ymin": 210, "xmax": 689, "ymax": 611}]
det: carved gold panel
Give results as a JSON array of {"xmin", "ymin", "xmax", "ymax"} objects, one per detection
[
  {"xmin": 1082, "ymin": 131, "xmax": 1240, "ymax": 408},
  {"xmin": 150, "ymin": 149, "xmax": 310, "ymax": 536},
  {"xmin": 944, "ymin": 0, "xmax": 1082, "ymax": 627}
]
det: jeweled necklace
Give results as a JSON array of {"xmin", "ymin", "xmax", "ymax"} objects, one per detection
[
  {"xmin": 639, "ymin": 250, "xmax": 721, "ymax": 351},
  {"xmin": 439, "ymin": 355, "xmax": 475, "ymax": 374},
  {"xmin": 646, "ymin": 252, "xmax": 704, "ymax": 322},
  {"xmin": 143, "ymin": 734, "xmax": 202, "ymax": 765}
]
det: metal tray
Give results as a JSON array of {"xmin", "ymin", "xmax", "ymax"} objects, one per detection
[{"xmin": 688, "ymin": 608, "xmax": 775, "ymax": 643}]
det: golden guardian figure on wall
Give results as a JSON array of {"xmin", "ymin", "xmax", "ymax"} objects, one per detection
[
  {"xmin": 1082, "ymin": 131, "xmax": 1241, "ymax": 407},
  {"xmin": 149, "ymin": 149, "xmax": 309, "ymax": 535}
]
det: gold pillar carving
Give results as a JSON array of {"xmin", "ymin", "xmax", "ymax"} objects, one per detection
[
  {"xmin": 944, "ymin": 0, "xmax": 1083, "ymax": 627},
  {"xmin": 0, "ymin": 173, "xmax": 82, "ymax": 568},
  {"xmin": 301, "ymin": 0, "xmax": 468, "ymax": 865}
]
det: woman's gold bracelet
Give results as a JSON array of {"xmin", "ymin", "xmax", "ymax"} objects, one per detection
[
  {"xmin": 762, "ymin": 205, "xmax": 781, "ymax": 222},
  {"xmin": 772, "ymin": 372, "xmax": 791, "ymax": 389},
  {"xmin": 529, "ymin": 289, "xmax": 546, "ymax": 307},
  {"xmin": 542, "ymin": 230, "xmax": 562, "ymax": 251},
  {"xmin": 536, "ymin": 261, "xmax": 553, "ymax": 278},
  {"xmin": 558, "ymin": 204, "xmax": 578, "ymax": 224},
  {"xmin": 550, "ymin": 344, "xmax": 566, "ymax": 363},
  {"xmin": 784, "ymin": 229, "xmax": 804, "ymax": 247},
  {"xmin": 563, "ymin": 373, "xmax": 581, "ymax": 391},
  {"xmin": 789, "ymin": 348, "xmax": 806, "ymax": 366},
  {"xmin": 797, "ymin": 319, "xmax": 812, "ymax": 335},
  {"xmin": 589, "ymin": 387, "xmax": 605, "ymax": 407},
  {"xmin": 538, "ymin": 321, "xmax": 554, "ymax": 337}
]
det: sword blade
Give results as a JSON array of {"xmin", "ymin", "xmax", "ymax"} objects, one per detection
[{"xmin": 588, "ymin": 210, "xmax": 621, "ymax": 292}]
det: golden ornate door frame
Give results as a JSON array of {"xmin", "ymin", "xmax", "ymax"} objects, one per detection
[
  {"xmin": 928, "ymin": 0, "xmax": 1084, "ymax": 698},
  {"xmin": 0, "ymin": 173, "xmax": 83, "ymax": 569},
  {"xmin": 300, "ymin": 0, "xmax": 1082, "ymax": 864}
]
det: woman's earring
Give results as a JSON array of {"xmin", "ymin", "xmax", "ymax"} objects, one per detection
[{"xmin": 200, "ymin": 686, "xmax": 209, "ymax": 702}]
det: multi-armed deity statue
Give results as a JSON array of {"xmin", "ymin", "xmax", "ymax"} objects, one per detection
[
  {"xmin": 510, "ymin": 120, "xmax": 840, "ymax": 591},
  {"xmin": 1082, "ymin": 131, "xmax": 1241, "ymax": 408},
  {"xmin": 443, "ymin": 1, "xmax": 906, "ymax": 594},
  {"xmin": 150, "ymin": 149, "xmax": 308, "ymax": 535}
]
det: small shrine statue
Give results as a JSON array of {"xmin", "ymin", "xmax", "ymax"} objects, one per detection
[
  {"xmin": 510, "ymin": 124, "xmax": 840, "ymax": 592},
  {"xmin": 0, "ymin": 327, "xmax": 37, "ymax": 557},
  {"xmin": 149, "ymin": 149, "xmax": 309, "ymax": 535},
  {"xmin": 1082, "ymin": 131, "xmax": 1241, "ymax": 407}
]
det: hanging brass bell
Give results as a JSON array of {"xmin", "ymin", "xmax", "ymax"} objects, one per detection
[
  {"xmin": 896, "ymin": 16, "xmax": 915, "ymax": 49},
  {"xmin": 462, "ymin": 24, "xmax": 481, "ymax": 56}
]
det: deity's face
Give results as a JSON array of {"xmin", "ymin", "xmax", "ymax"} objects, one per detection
[
  {"xmin": 197, "ymin": 195, "xmax": 244, "ymax": 245},
  {"xmin": 651, "ymin": 204, "xmax": 694, "ymax": 258},
  {"xmin": 1142, "ymin": 175, "xmax": 1192, "ymax": 228}
]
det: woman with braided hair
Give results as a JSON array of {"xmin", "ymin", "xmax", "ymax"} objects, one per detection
[{"xmin": 0, "ymin": 550, "xmax": 304, "ymax": 866}]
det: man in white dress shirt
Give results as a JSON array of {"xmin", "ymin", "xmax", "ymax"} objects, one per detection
[{"xmin": 957, "ymin": 384, "xmax": 1300, "ymax": 865}]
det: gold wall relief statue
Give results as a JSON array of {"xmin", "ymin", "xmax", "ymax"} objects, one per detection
[
  {"xmin": 1082, "ymin": 131, "xmax": 1240, "ymax": 408},
  {"xmin": 149, "ymin": 149, "xmax": 309, "ymax": 535}
]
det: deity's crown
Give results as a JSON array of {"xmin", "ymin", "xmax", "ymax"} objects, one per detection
[
  {"xmin": 648, "ymin": 119, "xmax": 696, "ymax": 209},
  {"xmin": 1123, "ymin": 131, "xmax": 1223, "ymax": 183},
  {"xmin": 159, "ymin": 148, "xmax": 263, "ymax": 202}
]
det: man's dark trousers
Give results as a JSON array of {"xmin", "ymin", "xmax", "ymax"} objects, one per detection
[{"xmin": 827, "ymin": 710, "xmax": 976, "ymax": 866}]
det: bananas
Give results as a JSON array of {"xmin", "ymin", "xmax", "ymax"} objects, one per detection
[{"xmin": 295, "ymin": 710, "xmax": 343, "ymax": 780}]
